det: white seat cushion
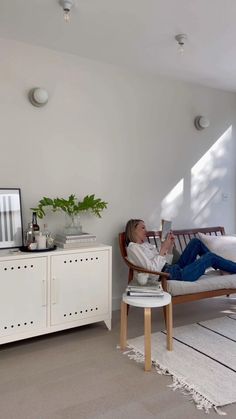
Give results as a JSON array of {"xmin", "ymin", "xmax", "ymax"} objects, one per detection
[{"xmin": 167, "ymin": 270, "xmax": 236, "ymax": 296}]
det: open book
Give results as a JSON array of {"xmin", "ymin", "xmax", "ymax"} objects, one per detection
[{"xmin": 161, "ymin": 219, "xmax": 172, "ymax": 242}]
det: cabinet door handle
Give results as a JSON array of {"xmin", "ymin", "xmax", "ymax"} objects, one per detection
[
  {"xmin": 42, "ymin": 279, "xmax": 47, "ymax": 307},
  {"xmin": 52, "ymin": 277, "xmax": 57, "ymax": 305}
]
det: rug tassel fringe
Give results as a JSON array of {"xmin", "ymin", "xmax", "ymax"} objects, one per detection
[
  {"xmin": 124, "ymin": 345, "xmax": 227, "ymax": 415},
  {"xmin": 122, "ymin": 347, "xmax": 145, "ymax": 364},
  {"xmin": 168, "ymin": 376, "xmax": 227, "ymax": 415}
]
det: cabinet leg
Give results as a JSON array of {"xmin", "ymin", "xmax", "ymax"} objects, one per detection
[
  {"xmin": 166, "ymin": 302, "xmax": 173, "ymax": 351},
  {"xmin": 120, "ymin": 302, "xmax": 128, "ymax": 350},
  {"xmin": 104, "ymin": 318, "xmax": 112, "ymax": 330},
  {"xmin": 144, "ymin": 307, "xmax": 152, "ymax": 371}
]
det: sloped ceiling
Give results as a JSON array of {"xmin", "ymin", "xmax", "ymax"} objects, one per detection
[{"xmin": 1, "ymin": 0, "xmax": 236, "ymax": 91}]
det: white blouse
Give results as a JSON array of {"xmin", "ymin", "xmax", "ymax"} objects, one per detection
[{"xmin": 127, "ymin": 241, "xmax": 173, "ymax": 273}]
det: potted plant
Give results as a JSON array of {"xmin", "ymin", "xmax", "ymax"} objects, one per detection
[{"xmin": 31, "ymin": 194, "xmax": 108, "ymax": 234}]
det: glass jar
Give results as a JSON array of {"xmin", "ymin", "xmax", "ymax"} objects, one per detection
[{"xmin": 64, "ymin": 214, "xmax": 82, "ymax": 235}]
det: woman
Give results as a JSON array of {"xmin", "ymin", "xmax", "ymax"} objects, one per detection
[{"xmin": 125, "ymin": 219, "xmax": 236, "ymax": 282}]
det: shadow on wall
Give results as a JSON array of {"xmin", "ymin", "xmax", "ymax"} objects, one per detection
[{"xmin": 158, "ymin": 126, "xmax": 233, "ymax": 228}]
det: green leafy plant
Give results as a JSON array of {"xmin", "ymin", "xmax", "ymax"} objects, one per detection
[{"xmin": 31, "ymin": 194, "xmax": 108, "ymax": 219}]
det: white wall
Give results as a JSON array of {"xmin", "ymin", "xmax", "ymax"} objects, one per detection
[{"xmin": 1, "ymin": 38, "xmax": 236, "ymax": 309}]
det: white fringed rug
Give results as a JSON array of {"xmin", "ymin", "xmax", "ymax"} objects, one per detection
[{"xmin": 126, "ymin": 316, "xmax": 236, "ymax": 415}]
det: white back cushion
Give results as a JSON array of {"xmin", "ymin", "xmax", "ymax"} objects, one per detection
[{"xmin": 198, "ymin": 232, "xmax": 236, "ymax": 262}]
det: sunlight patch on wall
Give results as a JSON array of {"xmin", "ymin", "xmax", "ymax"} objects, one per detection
[
  {"xmin": 191, "ymin": 126, "xmax": 232, "ymax": 226},
  {"xmin": 159, "ymin": 126, "xmax": 232, "ymax": 228},
  {"xmin": 161, "ymin": 178, "xmax": 184, "ymax": 220}
]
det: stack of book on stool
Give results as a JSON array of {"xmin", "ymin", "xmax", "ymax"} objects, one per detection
[
  {"xmin": 126, "ymin": 282, "xmax": 164, "ymax": 297},
  {"xmin": 54, "ymin": 232, "xmax": 96, "ymax": 249}
]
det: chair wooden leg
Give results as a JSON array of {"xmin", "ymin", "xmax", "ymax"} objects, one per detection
[
  {"xmin": 166, "ymin": 302, "xmax": 173, "ymax": 351},
  {"xmin": 144, "ymin": 307, "xmax": 152, "ymax": 371},
  {"xmin": 120, "ymin": 301, "xmax": 128, "ymax": 350}
]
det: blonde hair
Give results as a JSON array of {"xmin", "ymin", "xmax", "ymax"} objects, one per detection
[{"xmin": 125, "ymin": 219, "xmax": 143, "ymax": 246}]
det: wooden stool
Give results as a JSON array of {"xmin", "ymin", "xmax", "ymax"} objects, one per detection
[{"xmin": 120, "ymin": 292, "xmax": 173, "ymax": 371}]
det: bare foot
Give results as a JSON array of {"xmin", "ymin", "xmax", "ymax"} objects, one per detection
[{"xmin": 219, "ymin": 270, "xmax": 230, "ymax": 276}]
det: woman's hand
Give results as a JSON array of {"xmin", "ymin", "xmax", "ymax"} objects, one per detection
[{"xmin": 160, "ymin": 231, "xmax": 175, "ymax": 256}]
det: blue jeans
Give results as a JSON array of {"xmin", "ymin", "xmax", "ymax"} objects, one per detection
[{"xmin": 163, "ymin": 238, "xmax": 236, "ymax": 282}]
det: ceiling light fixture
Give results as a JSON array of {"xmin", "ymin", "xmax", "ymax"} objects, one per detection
[
  {"xmin": 175, "ymin": 33, "xmax": 187, "ymax": 55},
  {"xmin": 60, "ymin": 0, "xmax": 74, "ymax": 23}
]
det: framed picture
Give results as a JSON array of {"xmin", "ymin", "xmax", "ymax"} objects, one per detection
[{"xmin": 0, "ymin": 188, "xmax": 23, "ymax": 249}]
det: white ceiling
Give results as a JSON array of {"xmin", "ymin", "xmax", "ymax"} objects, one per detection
[{"xmin": 1, "ymin": 0, "xmax": 236, "ymax": 92}]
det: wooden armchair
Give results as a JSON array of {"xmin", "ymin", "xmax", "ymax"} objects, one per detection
[{"xmin": 119, "ymin": 226, "xmax": 236, "ymax": 311}]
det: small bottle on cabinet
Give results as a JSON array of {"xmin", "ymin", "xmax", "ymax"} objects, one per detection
[
  {"xmin": 32, "ymin": 212, "xmax": 40, "ymax": 239},
  {"xmin": 35, "ymin": 232, "xmax": 47, "ymax": 249},
  {"xmin": 42, "ymin": 223, "xmax": 49, "ymax": 248},
  {"xmin": 42, "ymin": 223, "xmax": 49, "ymax": 238},
  {"xmin": 25, "ymin": 222, "xmax": 34, "ymax": 246},
  {"xmin": 42, "ymin": 223, "xmax": 54, "ymax": 248},
  {"xmin": 47, "ymin": 233, "xmax": 54, "ymax": 249}
]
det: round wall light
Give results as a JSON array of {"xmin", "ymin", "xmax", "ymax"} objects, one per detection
[
  {"xmin": 28, "ymin": 87, "xmax": 49, "ymax": 107},
  {"xmin": 194, "ymin": 116, "xmax": 210, "ymax": 130}
]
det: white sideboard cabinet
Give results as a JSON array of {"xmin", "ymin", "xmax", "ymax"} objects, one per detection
[{"xmin": 0, "ymin": 244, "xmax": 112, "ymax": 345}]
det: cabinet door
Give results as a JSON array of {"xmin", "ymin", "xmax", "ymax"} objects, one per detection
[
  {"xmin": 50, "ymin": 250, "xmax": 109, "ymax": 325},
  {"xmin": 0, "ymin": 257, "xmax": 47, "ymax": 338}
]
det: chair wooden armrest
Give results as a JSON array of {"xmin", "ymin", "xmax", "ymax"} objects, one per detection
[
  {"xmin": 124, "ymin": 257, "xmax": 170, "ymax": 279},
  {"xmin": 160, "ymin": 276, "xmax": 168, "ymax": 291}
]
